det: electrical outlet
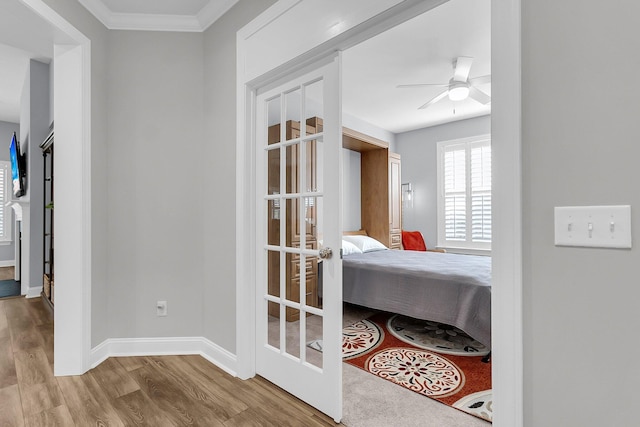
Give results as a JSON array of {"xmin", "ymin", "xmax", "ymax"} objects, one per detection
[{"xmin": 156, "ymin": 301, "xmax": 167, "ymax": 316}]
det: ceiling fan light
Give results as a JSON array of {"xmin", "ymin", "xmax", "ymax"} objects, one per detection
[{"xmin": 448, "ymin": 84, "xmax": 470, "ymax": 101}]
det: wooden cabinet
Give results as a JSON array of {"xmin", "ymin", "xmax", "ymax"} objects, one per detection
[
  {"xmin": 361, "ymin": 148, "xmax": 402, "ymax": 249},
  {"xmin": 267, "ymin": 118, "xmax": 320, "ymax": 321}
]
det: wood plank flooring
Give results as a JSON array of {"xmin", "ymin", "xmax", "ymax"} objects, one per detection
[{"xmin": 0, "ymin": 296, "xmax": 341, "ymax": 426}]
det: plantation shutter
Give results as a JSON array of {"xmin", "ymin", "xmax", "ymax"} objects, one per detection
[
  {"xmin": 437, "ymin": 136, "xmax": 491, "ymax": 251},
  {"xmin": 443, "ymin": 146, "xmax": 467, "ymax": 241},
  {"xmin": 470, "ymin": 142, "xmax": 491, "ymax": 243}
]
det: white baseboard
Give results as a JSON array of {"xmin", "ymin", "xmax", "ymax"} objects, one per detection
[
  {"xmin": 26, "ymin": 286, "xmax": 43, "ymax": 298},
  {"xmin": 0, "ymin": 260, "xmax": 15, "ymax": 267},
  {"xmin": 90, "ymin": 336, "xmax": 238, "ymax": 377}
]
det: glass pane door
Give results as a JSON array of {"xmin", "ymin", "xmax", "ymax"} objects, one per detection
[{"xmin": 255, "ymin": 56, "xmax": 342, "ymax": 421}]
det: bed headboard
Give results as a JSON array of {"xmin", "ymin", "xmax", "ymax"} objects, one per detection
[{"xmin": 343, "ymin": 230, "xmax": 368, "ymax": 236}]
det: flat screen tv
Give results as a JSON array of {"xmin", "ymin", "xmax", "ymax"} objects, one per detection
[{"xmin": 9, "ymin": 132, "xmax": 25, "ymax": 197}]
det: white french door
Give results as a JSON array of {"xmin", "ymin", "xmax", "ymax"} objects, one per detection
[{"xmin": 254, "ymin": 55, "xmax": 343, "ymax": 421}]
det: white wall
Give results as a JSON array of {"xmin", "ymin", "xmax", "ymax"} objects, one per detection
[
  {"xmin": 522, "ymin": 1, "xmax": 640, "ymax": 425},
  {"xmin": 395, "ymin": 115, "xmax": 490, "ymax": 248},
  {"xmin": 202, "ymin": 0, "xmax": 276, "ymax": 352}
]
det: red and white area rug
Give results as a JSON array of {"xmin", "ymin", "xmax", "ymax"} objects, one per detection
[{"xmin": 342, "ymin": 312, "xmax": 493, "ymax": 422}]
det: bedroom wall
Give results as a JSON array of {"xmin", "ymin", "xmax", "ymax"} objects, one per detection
[
  {"xmin": 0, "ymin": 120, "xmax": 19, "ymax": 264},
  {"xmin": 202, "ymin": 0, "xmax": 276, "ymax": 352},
  {"xmin": 522, "ymin": 1, "xmax": 640, "ymax": 425},
  {"xmin": 106, "ymin": 30, "xmax": 206, "ymax": 339},
  {"xmin": 395, "ymin": 115, "xmax": 490, "ymax": 249}
]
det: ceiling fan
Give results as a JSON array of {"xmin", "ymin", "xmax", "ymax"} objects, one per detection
[{"xmin": 397, "ymin": 56, "xmax": 491, "ymax": 110}]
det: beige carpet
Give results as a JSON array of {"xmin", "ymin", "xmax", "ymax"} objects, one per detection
[{"xmin": 268, "ymin": 303, "xmax": 491, "ymax": 426}]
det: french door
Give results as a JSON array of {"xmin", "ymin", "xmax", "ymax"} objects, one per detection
[{"xmin": 255, "ymin": 55, "xmax": 343, "ymax": 421}]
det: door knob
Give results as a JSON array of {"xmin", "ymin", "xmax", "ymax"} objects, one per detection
[{"xmin": 319, "ymin": 247, "xmax": 333, "ymax": 259}]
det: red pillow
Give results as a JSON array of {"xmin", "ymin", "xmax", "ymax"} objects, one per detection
[{"xmin": 401, "ymin": 231, "xmax": 427, "ymax": 251}]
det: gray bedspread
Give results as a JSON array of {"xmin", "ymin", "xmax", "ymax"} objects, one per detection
[{"xmin": 343, "ymin": 250, "xmax": 492, "ymax": 347}]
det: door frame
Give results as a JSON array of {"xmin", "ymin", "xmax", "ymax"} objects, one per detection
[
  {"xmin": 20, "ymin": 0, "xmax": 93, "ymax": 376},
  {"xmin": 236, "ymin": 0, "xmax": 523, "ymax": 425}
]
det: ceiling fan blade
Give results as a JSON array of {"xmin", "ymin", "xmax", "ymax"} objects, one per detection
[
  {"xmin": 397, "ymin": 83, "xmax": 448, "ymax": 89},
  {"xmin": 469, "ymin": 86, "xmax": 491, "ymax": 105},
  {"xmin": 418, "ymin": 90, "xmax": 448, "ymax": 110},
  {"xmin": 453, "ymin": 56, "xmax": 474, "ymax": 82},
  {"xmin": 469, "ymin": 74, "xmax": 491, "ymax": 85}
]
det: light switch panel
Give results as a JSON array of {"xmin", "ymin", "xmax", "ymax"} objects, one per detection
[{"xmin": 554, "ymin": 205, "xmax": 632, "ymax": 248}]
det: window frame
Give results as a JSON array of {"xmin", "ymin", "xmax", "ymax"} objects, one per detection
[
  {"xmin": 436, "ymin": 134, "xmax": 492, "ymax": 253},
  {"xmin": 0, "ymin": 160, "xmax": 12, "ymax": 244}
]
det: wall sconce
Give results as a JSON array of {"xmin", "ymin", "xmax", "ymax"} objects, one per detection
[{"xmin": 401, "ymin": 182, "xmax": 414, "ymax": 209}]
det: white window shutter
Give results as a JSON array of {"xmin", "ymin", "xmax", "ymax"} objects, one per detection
[
  {"xmin": 437, "ymin": 136, "xmax": 491, "ymax": 251},
  {"xmin": 470, "ymin": 143, "xmax": 491, "ymax": 243}
]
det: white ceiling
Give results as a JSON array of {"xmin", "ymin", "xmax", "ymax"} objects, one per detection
[
  {"xmin": 343, "ymin": 0, "xmax": 491, "ymax": 133},
  {"xmin": 0, "ymin": 0, "xmax": 490, "ymax": 133}
]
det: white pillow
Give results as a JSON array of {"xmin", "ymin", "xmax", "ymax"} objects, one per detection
[
  {"xmin": 343, "ymin": 235, "xmax": 388, "ymax": 253},
  {"xmin": 341, "ymin": 239, "xmax": 362, "ymax": 256}
]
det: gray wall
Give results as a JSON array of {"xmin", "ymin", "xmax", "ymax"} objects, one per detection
[
  {"xmin": 20, "ymin": 59, "xmax": 49, "ymax": 292},
  {"xmin": 395, "ymin": 115, "xmax": 490, "ymax": 249},
  {"xmin": 107, "ymin": 30, "xmax": 205, "ymax": 339},
  {"xmin": 522, "ymin": 1, "xmax": 640, "ymax": 425},
  {"xmin": 202, "ymin": 0, "xmax": 276, "ymax": 352},
  {"xmin": 0, "ymin": 120, "xmax": 19, "ymax": 263},
  {"xmin": 343, "ymin": 148, "xmax": 361, "ymax": 232}
]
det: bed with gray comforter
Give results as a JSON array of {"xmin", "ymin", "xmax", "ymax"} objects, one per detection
[{"xmin": 342, "ymin": 249, "xmax": 492, "ymax": 347}]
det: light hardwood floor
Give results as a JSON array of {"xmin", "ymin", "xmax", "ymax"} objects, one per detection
[{"xmin": 0, "ymin": 296, "xmax": 341, "ymax": 426}]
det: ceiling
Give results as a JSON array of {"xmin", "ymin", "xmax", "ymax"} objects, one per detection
[
  {"xmin": 343, "ymin": 0, "xmax": 491, "ymax": 133},
  {"xmin": 0, "ymin": 0, "xmax": 490, "ymax": 133}
]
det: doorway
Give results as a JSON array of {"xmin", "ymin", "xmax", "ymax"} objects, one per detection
[{"xmin": 237, "ymin": 0, "xmax": 522, "ymax": 424}]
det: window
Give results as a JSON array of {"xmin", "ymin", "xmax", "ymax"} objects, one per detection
[
  {"xmin": 437, "ymin": 135, "xmax": 491, "ymax": 251},
  {"xmin": 0, "ymin": 161, "xmax": 12, "ymax": 243}
]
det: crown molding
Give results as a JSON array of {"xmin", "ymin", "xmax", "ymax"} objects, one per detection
[
  {"xmin": 78, "ymin": 0, "xmax": 239, "ymax": 32},
  {"xmin": 197, "ymin": 0, "xmax": 239, "ymax": 31}
]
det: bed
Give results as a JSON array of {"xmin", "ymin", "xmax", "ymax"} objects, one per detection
[{"xmin": 341, "ymin": 234, "xmax": 492, "ymax": 348}]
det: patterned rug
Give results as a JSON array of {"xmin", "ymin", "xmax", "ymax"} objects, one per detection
[{"xmin": 342, "ymin": 312, "xmax": 492, "ymax": 422}]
